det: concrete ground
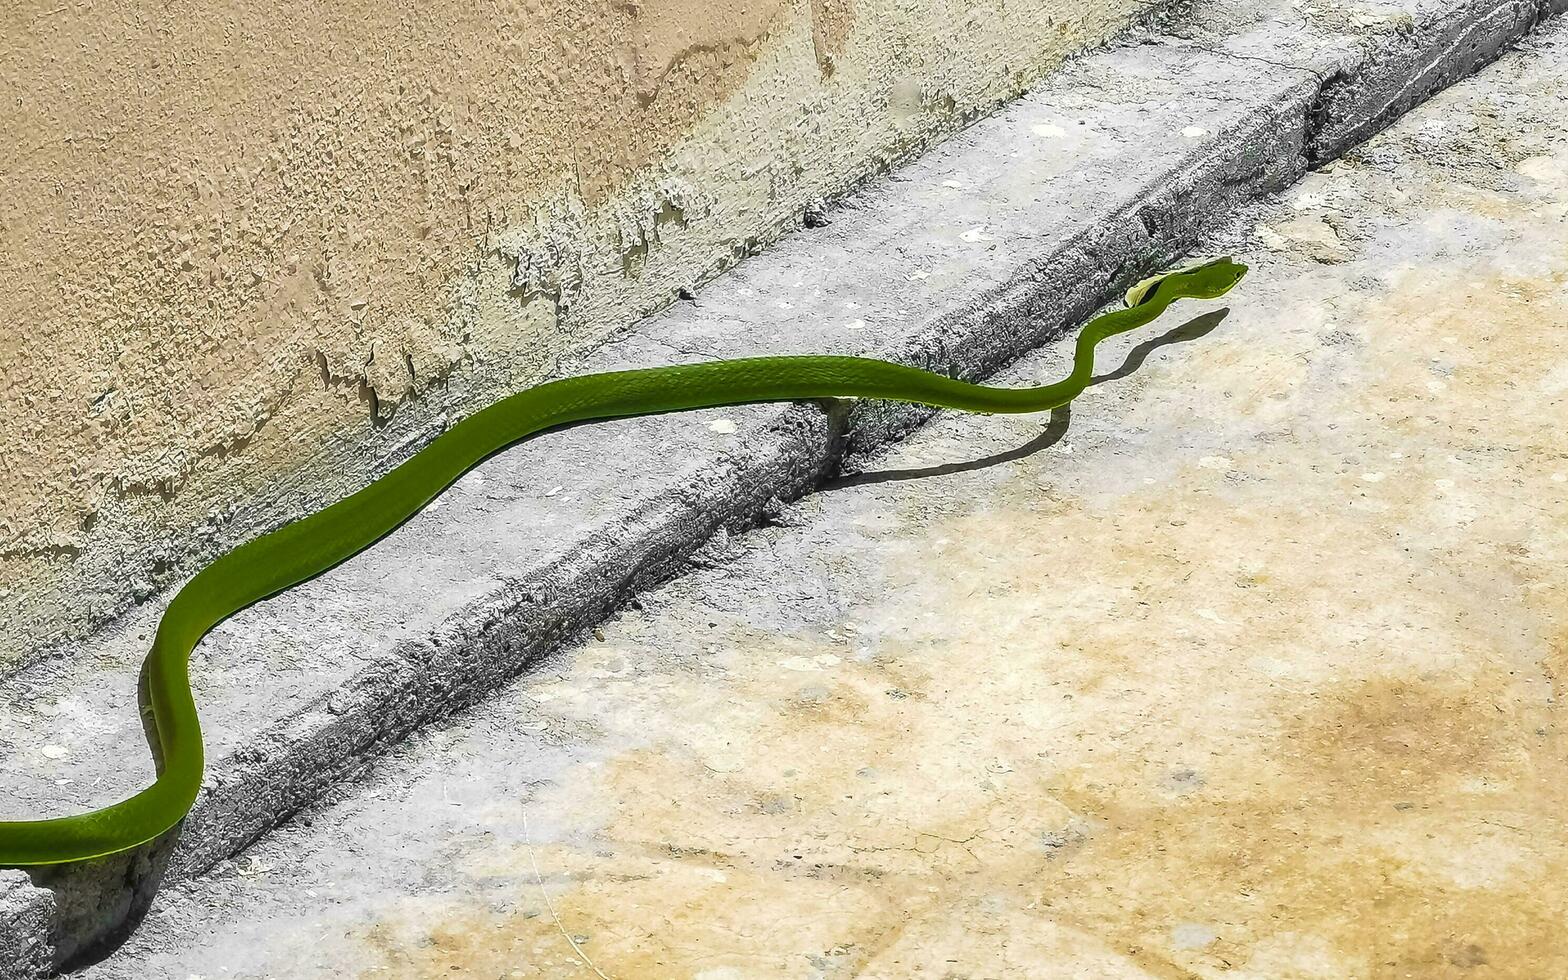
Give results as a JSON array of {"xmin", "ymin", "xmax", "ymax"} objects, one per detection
[
  {"xmin": 15, "ymin": 8, "xmax": 1567, "ymax": 973},
  {"xmin": 77, "ymin": 16, "xmax": 1568, "ymax": 980}
]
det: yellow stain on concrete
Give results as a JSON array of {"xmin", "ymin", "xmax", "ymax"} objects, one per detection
[
  {"xmin": 0, "ymin": 13, "xmax": 1553, "ymax": 980},
  {"xmin": 343, "ymin": 134, "xmax": 1568, "ymax": 980}
]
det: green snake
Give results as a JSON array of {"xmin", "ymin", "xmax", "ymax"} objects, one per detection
[{"xmin": 0, "ymin": 257, "xmax": 1246, "ymax": 866}]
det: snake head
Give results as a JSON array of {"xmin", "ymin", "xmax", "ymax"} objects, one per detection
[{"xmin": 1124, "ymin": 257, "xmax": 1249, "ymax": 308}]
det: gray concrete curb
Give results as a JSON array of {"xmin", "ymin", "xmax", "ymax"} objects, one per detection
[
  {"xmin": 0, "ymin": 876, "xmax": 51, "ymax": 979},
  {"xmin": 3, "ymin": 0, "xmax": 1562, "ymax": 974},
  {"xmin": 1310, "ymin": 0, "xmax": 1555, "ymax": 160}
]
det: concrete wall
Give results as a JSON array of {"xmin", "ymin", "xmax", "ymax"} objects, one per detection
[{"xmin": 0, "ymin": 0, "xmax": 1154, "ymax": 668}]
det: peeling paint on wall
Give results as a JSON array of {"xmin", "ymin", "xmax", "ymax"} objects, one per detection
[{"xmin": 0, "ymin": 0, "xmax": 1157, "ymax": 666}]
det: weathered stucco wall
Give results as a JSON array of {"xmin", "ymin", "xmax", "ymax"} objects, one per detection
[{"xmin": 0, "ymin": 0, "xmax": 1156, "ymax": 668}]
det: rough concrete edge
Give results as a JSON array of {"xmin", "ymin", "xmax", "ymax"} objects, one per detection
[
  {"xmin": 6, "ymin": 2, "xmax": 1564, "ymax": 975},
  {"xmin": 1309, "ymin": 0, "xmax": 1555, "ymax": 161},
  {"xmin": 0, "ymin": 872, "xmax": 52, "ymax": 978}
]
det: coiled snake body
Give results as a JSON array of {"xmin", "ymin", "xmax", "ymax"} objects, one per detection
[{"xmin": 0, "ymin": 257, "xmax": 1246, "ymax": 866}]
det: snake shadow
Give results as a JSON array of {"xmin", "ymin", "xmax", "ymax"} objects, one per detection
[{"xmin": 824, "ymin": 307, "xmax": 1228, "ymax": 490}]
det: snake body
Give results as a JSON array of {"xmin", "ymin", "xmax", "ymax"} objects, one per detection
[{"xmin": 0, "ymin": 257, "xmax": 1246, "ymax": 866}]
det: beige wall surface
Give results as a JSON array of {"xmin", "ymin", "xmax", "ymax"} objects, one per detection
[{"xmin": 0, "ymin": 0, "xmax": 1152, "ymax": 668}]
